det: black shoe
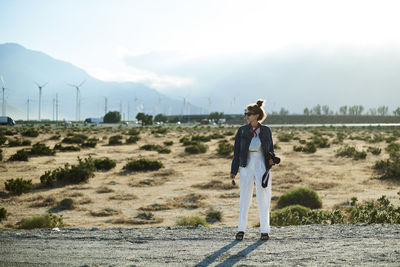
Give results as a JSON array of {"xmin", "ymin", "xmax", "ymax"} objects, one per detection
[
  {"xmin": 260, "ymin": 233, "xmax": 269, "ymax": 241},
  {"xmin": 235, "ymin": 231, "xmax": 244, "ymax": 241}
]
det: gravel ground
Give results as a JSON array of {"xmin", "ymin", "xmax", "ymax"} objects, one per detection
[{"xmin": 1, "ymin": 224, "xmax": 400, "ymax": 266}]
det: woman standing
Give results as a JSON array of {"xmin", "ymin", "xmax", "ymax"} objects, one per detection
[{"xmin": 230, "ymin": 99, "xmax": 275, "ymax": 241}]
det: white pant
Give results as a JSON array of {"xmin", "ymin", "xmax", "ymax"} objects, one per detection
[{"xmin": 238, "ymin": 152, "xmax": 272, "ymax": 234}]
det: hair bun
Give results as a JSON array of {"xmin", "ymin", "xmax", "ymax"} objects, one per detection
[{"xmin": 256, "ymin": 99, "xmax": 264, "ymax": 107}]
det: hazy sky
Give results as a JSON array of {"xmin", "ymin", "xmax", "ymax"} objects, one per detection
[{"xmin": 1, "ymin": 0, "xmax": 400, "ymax": 112}]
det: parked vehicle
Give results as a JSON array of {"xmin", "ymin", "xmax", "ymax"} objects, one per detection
[
  {"xmin": 0, "ymin": 116, "xmax": 15, "ymax": 125},
  {"xmin": 84, "ymin": 118, "xmax": 104, "ymax": 124}
]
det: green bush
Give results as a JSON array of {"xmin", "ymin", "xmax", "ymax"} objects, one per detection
[
  {"xmin": 7, "ymin": 138, "xmax": 31, "ymax": 147},
  {"xmin": 59, "ymin": 198, "xmax": 75, "ymax": 210},
  {"xmin": 185, "ymin": 142, "xmax": 208, "ymax": 154},
  {"xmin": 271, "ymin": 205, "xmax": 312, "ymax": 226},
  {"xmin": 30, "ymin": 143, "xmax": 55, "ymax": 156},
  {"xmin": 277, "ymin": 187, "xmax": 322, "ymax": 209},
  {"xmin": 209, "ymin": 133, "xmax": 225, "ymax": 139},
  {"xmin": 17, "ymin": 212, "xmax": 64, "ymax": 229},
  {"xmin": 0, "ymin": 207, "xmax": 7, "ymax": 221},
  {"xmin": 5, "ymin": 178, "xmax": 33, "ymax": 195},
  {"xmin": 293, "ymin": 145, "xmax": 303, "ymax": 152},
  {"xmin": 126, "ymin": 136, "xmax": 140, "ymax": 144},
  {"xmin": 217, "ymin": 140, "xmax": 233, "ymax": 156},
  {"xmin": 21, "ymin": 129, "xmax": 39, "ymax": 137},
  {"xmin": 104, "ymin": 111, "xmax": 121, "ymax": 123},
  {"xmin": 206, "ymin": 209, "xmax": 223, "ymax": 223},
  {"xmin": 123, "ymin": 158, "xmax": 164, "ymax": 172},
  {"xmin": 53, "ymin": 143, "xmax": 81, "ymax": 152},
  {"xmin": 127, "ymin": 128, "xmax": 140, "ymax": 136},
  {"xmin": 374, "ymin": 152, "xmax": 400, "ymax": 180},
  {"xmin": 347, "ymin": 195, "xmax": 400, "ymax": 224},
  {"xmin": 157, "ymin": 148, "xmax": 171, "ymax": 154},
  {"xmin": 140, "ymin": 144, "xmax": 163, "ymax": 151},
  {"xmin": 386, "ymin": 143, "xmax": 400, "ymax": 156},
  {"xmin": 40, "ymin": 157, "xmax": 96, "ymax": 187},
  {"xmin": 81, "ymin": 138, "xmax": 98, "ymax": 148},
  {"xmin": 191, "ymin": 135, "xmax": 211, "ymax": 142},
  {"xmin": 151, "ymin": 127, "xmax": 167, "ymax": 134},
  {"xmin": 94, "ymin": 157, "xmax": 116, "ymax": 171},
  {"xmin": 49, "ymin": 135, "xmax": 61, "ymax": 140},
  {"xmin": 278, "ymin": 133, "xmax": 294, "ymax": 142},
  {"xmin": 62, "ymin": 134, "xmax": 88, "ymax": 144},
  {"xmin": 312, "ymin": 135, "xmax": 330, "ymax": 148},
  {"xmin": 336, "ymin": 145, "xmax": 367, "ymax": 160},
  {"xmin": 8, "ymin": 149, "xmax": 29, "ymax": 161},
  {"xmin": 175, "ymin": 216, "xmax": 209, "ymax": 227},
  {"xmin": 0, "ymin": 134, "xmax": 7, "ymax": 145},
  {"xmin": 163, "ymin": 141, "xmax": 173, "ymax": 146},
  {"xmin": 109, "ymin": 135, "xmax": 123, "ymax": 145},
  {"xmin": 385, "ymin": 136, "xmax": 398, "ymax": 143},
  {"xmin": 367, "ymin": 146, "xmax": 381, "ymax": 155}
]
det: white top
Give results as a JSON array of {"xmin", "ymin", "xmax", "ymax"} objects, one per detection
[{"xmin": 249, "ymin": 127, "xmax": 262, "ymax": 152}]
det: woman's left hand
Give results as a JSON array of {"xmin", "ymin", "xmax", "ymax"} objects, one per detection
[{"xmin": 269, "ymin": 158, "xmax": 274, "ymax": 165}]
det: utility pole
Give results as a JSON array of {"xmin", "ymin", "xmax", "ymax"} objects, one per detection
[
  {"xmin": 27, "ymin": 99, "xmax": 30, "ymax": 121},
  {"xmin": 104, "ymin": 97, "xmax": 108, "ymax": 115},
  {"xmin": 56, "ymin": 93, "xmax": 59, "ymax": 122},
  {"xmin": 52, "ymin": 97, "xmax": 55, "ymax": 121},
  {"xmin": 127, "ymin": 101, "xmax": 130, "ymax": 121}
]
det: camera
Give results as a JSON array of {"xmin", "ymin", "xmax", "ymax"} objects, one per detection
[{"xmin": 266, "ymin": 152, "xmax": 280, "ymax": 168}]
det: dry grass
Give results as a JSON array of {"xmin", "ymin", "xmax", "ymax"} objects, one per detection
[
  {"xmin": 29, "ymin": 196, "xmax": 57, "ymax": 208},
  {"xmin": 96, "ymin": 187, "xmax": 115, "ymax": 194},
  {"xmin": 192, "ymin": 180, "xmax": 235, "ymax": 190},
  {"xmin": 90, "ymin": 208, "xmax": 121, "ymax": 217},
  {"xmin": 109, "ymin": 193, "xmax": 138, "ymax": 201}
]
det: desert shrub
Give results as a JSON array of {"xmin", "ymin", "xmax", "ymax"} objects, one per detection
[
  {"xmin": 0, "ymin": 134, "xmax": 7, "ymax": 145},
  {"xmin": 278, "ymin": 133, "xmax": 294, "ymax": 142},
  {"xmin": 94, "ymin": 157, "xmax": 116, "ymax": 171},
  {"xmin": 374, "ymin": 153, "xmax": 400, "ymax": 180},
  {"xmin": 385, "ymin": 143, "xmax": 400, "ymax": 156},
  {"xmin": 369, "ymin": 134, "xmax": 385, "ymax": 143},
  {"xmin": 336, "ymin": 145, "xmax": 367, "ymax": 160},
  {"xmin": 126, "ymin": 136, "xmax": 140, "ymax": 144},
  {"xmin": 21, "ymin": 129, "xmax": 39, "ymax": 137},
  {"xmin": 209, "ymin": 133, "xmax": 224, "ymax": 139},
  {"xmin": 175, "ymin": 216, "xmax": 209, "ymax": 228},
  {"xmin": 0, "ymin": 207, "xmax": 7, "ymax": 221},
  {"xmin": 312, "ymin": 135, "xmax": 330, "ymax": 148},
  {"xmin": 109, "ymin": 135, "xmax": 123, "ymax": 145},
  {"xmin": 185, "ymin": 142, "xmax": 208, "ymax": 154},
  {"xmin": 140, "ymin": 144, "xmax": 163, "ymax": 151},
  {"xmin": 7, "ymin": 138, "xmax": 31, "ymax": 147},
  {"xmin": 277, "ymin": 187, "xmax": 322, "ymax": 209},
  {"xmin": 303, "ymin": 142, "xmax": 317, "ymax": 153},
  {"xmin": 17, "ymin": 212, "xmax": 64, "ymax": 229},
  {"xmin": 217, "ymin": 140, "xmax": 233, "ymax": 156},
  {"xmin": 123, "ymin": 158, "xmax": 164, "ymax": 172},
  {"xmin": 40, "ymin": 157, "xmax": 96, "ymax": 187},
  {"xmin": 206, "ymin": 208, "xmax": 223, "ymax": 223},
  {"xmin": 224, "ymin": 131, "xmax": 234, "ymax": 136},
  {"xmin": 163, "ymin": 140, "xmax": 173, "ymax": 146},
  {"xmin": 30, "ymin": 143, "xmax": 55, "ymax": 156},
  {"xmin": 157, "ymin": 148, "xmax": 171, "ymax": 154},
  {"xmin": 127, "ymin": 128, "xmax": 140, "ymax": 136},
  {"xmin": 299, "ymin": 139, "xmax": 306, "ymax": 145},
  {"xmin": 136, "ymin": 211, "xmax": 155, "ymax": 220},
  {"xmin": 191, "ymin": 135, "xmax": 211, "ymax": 142},
  {"xmin": 347, "ymin": 195, "xmax": 400, "ymax": 224},
  {"xmin": 367, "ymin": 146, "xmax": 381, "ymax": 155},
  {"xmin": 8, "ymin": 149, "xmax": 29, "ymax": 161},
  {"xmin": 62, "ymin": 133, "xmax": 88, "ymax": 144},
  {"xmin": 49, "ymin": 135, "xmax": 61, "ymax": 140},
  {"xmin": 53, "ymin": 143, "xmax": 81, "ymax": 152},
  {"xmin": 151, "ymin": 127, "xmax": 167, "ymax": 134},
  {"xmin": 81, "ymin": 137, "xmax": 98, "ymax": 148},
  {"xmin": 271, "ymin": 205, "xmax": 312, "ymax": 226},
  {"xmin": 5, "ymin": 178, "xmax": 33, "ymax": 195},
  {"xmin": 59, "ymin": 198, "xmax": 75, "ymax": 210},
  {"xmin": 293, "ymin": 145, "xmax": 303, "ymax": 152},
  {"xmin": 385, "ymin": 136, "xmax": 398, "ymax": 143}
]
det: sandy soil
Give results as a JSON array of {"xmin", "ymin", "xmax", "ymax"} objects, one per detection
[{"xmin": 0, "ymin": 125, "xmax": 399, "ymax": 229}]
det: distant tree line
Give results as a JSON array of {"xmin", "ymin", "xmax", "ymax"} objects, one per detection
[{"xmin": 300, "ymin": 105, "xmax": 400, "ymax": 116}]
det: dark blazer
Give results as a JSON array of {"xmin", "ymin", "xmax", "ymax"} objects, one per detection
[{"xmin": 230, "ymin": 124, "xmax": 274, "ymax": 175}]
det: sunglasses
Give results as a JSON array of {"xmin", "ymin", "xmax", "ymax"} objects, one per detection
[{"xmin": 244, "ymin": 112, "xmax": 255, "ymax": 116}]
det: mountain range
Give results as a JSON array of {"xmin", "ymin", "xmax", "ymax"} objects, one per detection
[{"xmin": 0, "ymin": 43, "xmax": 199, "ymax": 120}]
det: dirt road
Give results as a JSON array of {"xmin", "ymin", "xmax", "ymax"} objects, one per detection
[{"xmin": 1, "ymin": 224, "xmax": 400, "ymax": 266}]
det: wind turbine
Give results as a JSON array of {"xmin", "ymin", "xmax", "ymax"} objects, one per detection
[
  {"xmin": 35, "ymin": 82, "xmax": 48, "ymax": 121},
  {"xmin": 1, "ymin": 76, "xmax": 6, "ymax": 116},
  {"xmin": 68, "ymin": 80, "xmax": 85, "ymax": 121}
]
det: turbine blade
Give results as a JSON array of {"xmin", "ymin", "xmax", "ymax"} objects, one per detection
[
  {"xmin": 41, "ymin": 82, "xmax": 48, "ymax": 88},
  {"xmin": 67, "ymin": 83, "xmax": 77, "ymax": 88},
  {"xmin": 78, "ymin": 79, "xmax": 86, "ymax": 87},
  {"xmin": 34, "ymin": 81, "xmax": 40, "ymax": 87}
]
